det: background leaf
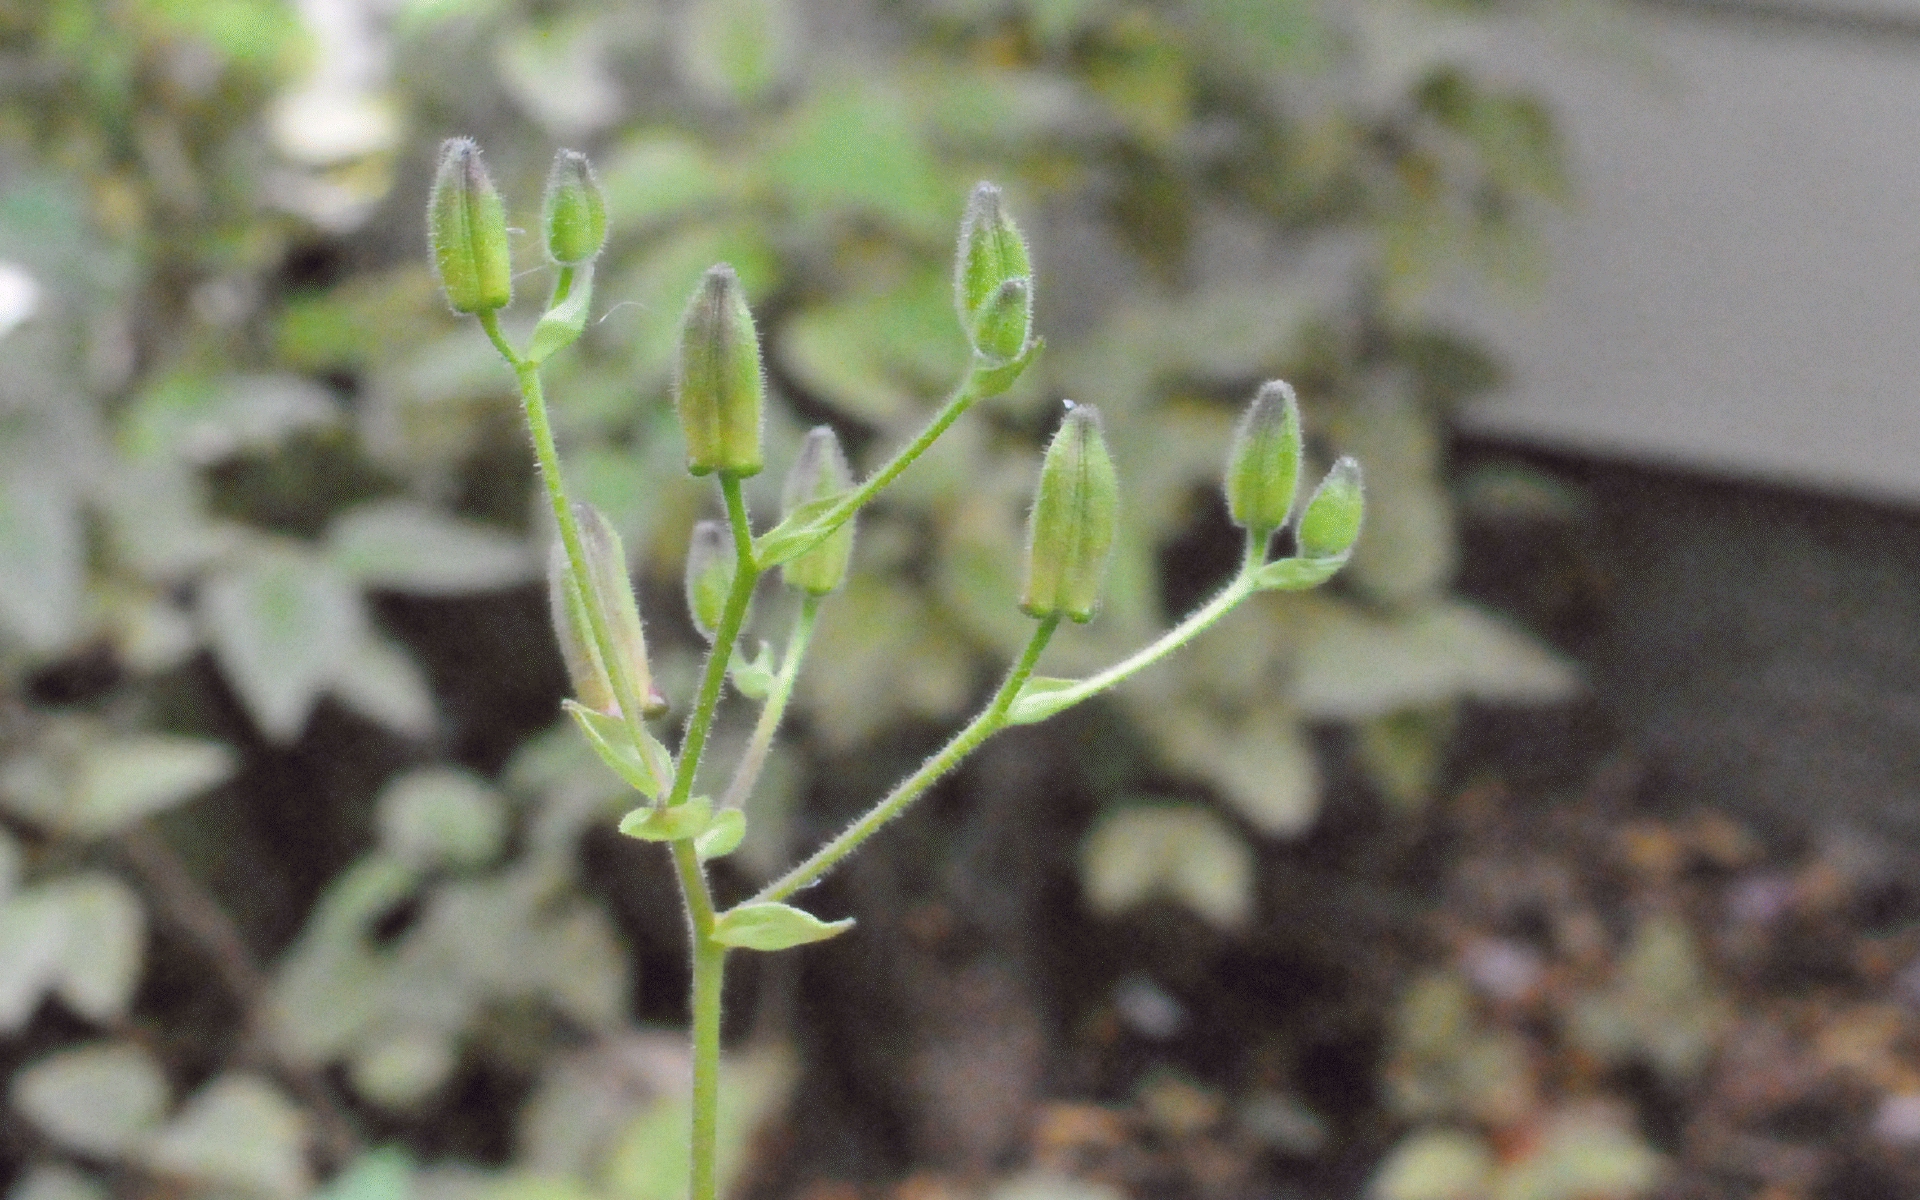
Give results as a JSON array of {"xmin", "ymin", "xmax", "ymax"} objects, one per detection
[{"xmin": 10, "ymin": 1042, "xmax": 169, "ymax": 1157}]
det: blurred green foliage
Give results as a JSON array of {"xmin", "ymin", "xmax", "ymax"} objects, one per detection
[{"xmin": 0, "ymin": 0, "xmax": 1589, "ymax": 1194}]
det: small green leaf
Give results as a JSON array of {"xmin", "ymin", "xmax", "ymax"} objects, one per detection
[
  {"xmin": 375, "ymin": 769, "xmax": 506, "ymax": 869},
  {"xmin": 695, "ymin": 809, "xmax": 747, "ymax": 862},
  {"xmin": 526, "ymin": 265, "xmax": 595, "ymax": 365},
  {"xmin": 728, "ymin": 642, "xmax": 775, "ymax": 701},
  {"xmin": 200, "ymin": 548, "xmax": 363, "ymax": 741},
  {"xmin": 969, "ymin": 335, "xmax": 1043, "ymax": 397},
  {"xmin": 618, "ymin": 796, "xmax": 713, "ymax": 843},
  {"xmin": 1005, "ymin": 676, "xmax": 1084, "ymax": 726},
  {"xmin": 752, "ymin": 495, "xmax": 844, "ymax": 570},
  {"xmin": 1251, "ymin": 553, "xmax": 1347, "ymax": 591},
  {"xmin": 564, "ymin": 701, "xmax": 671, "ymax": 800},
  {"xmin": 1081, "ymin": 803, "xmax": 1254, "ymax": 929},
  {"xmin": 710, "ymin": 901, "xmax": 852, "ymax": 951}
]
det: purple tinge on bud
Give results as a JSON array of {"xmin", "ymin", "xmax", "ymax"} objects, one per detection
[
  {"xmin": 1296, "ymin": 457, "xmax": 1365, "ymax": 559},
  {"xmin": 1224, "ymin": 380, "xmax": 1303, "ymax": 537},
  {"xmin": 954, "ymin": 182, "xmax": 1032, "ymax": 333},
  {"xmin": 574, "ymin": 504, "xmax": 669, "ymax": 717},
  {"xmin": 1021, "ymin": 402, "xmax": 1119, "ymax": 624},
  {"xmin": 780, "ymin": 426, "xmax": 856, "ymax": 595},
  {"xmin": 674, "ymin": 264, "xmax": 765, "ymax": 477},
  {"xmin": 542, "ymin": 149, "xmax": 608, "ymax": 265},
  {"xmin": 684, "ymin": 519, "xmax": 737, "ymax": 642},
  {"xmin": 427, "ymin": 137, "xmax": 513, "ymax": 314}
]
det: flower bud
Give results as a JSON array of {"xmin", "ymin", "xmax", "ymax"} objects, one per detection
[
  {"xmin": 576, "ymin": 504, "xmax": 669, "ymax": 717},
  {"xmin": 1296, "ymin": 457, "xmax": 1365, "ymax": 559},
  {"xmin": 542, "ymin": 149, "xmax": 608, "ymax": 265},
  {"xmin": 684, "ymin": 520, "xmax": 736, "ymax": 642},
  {"xmin": 674, "ymin": 264, "xmax": 764, "ymax": 477},
  {"xmin": 548, "ymin": 541, "xmax": 618, "ymax": 716},
  {"xmin": 1224, "ymin": 380, "xmax": 1303, "ymax": 537},
  {"xmin": 1021, "ymin": 402, "xmax": 1119, "ymax": 624},
  {"xmin": 427, "ymin": 137, "xmax": 513, "ymax": 314},
  {"xmin": 954, "ymin": 182, "xmax": 1032, "ymax": 332},
  {"xmin": 969, "ymin": 277, "xmax": 1031, "ymax": 363},
  {"xmin": 780, "ymin": 426, "xmax": 855, "ymax": 595}
]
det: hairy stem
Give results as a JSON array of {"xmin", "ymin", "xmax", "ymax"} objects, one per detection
[
  {"xmin": 721, "ymin": 593, "xmax": 820, "ymax": 813},
  {"xmin": 752, "ymin": 615, "xmax": 1061, "ymax": 905},
  {"xmin": 688, "ymin": 933, "xmax": 726, "ymax": 1200},
  {"xmin": 670, "ymin": 476, "xmax": 760, "ymax": 811}
]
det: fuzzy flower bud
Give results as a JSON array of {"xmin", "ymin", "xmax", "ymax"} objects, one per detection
[
  {"xmin": 427, "ymin": 138, "xmax": 513, "ymax": 314},
  {"xmin": 954, "ymin": 183, "xmax": 1032, "ymax": 337},
  {"xmin": 541, "ymin": 149, "xmax": 608, "ymax": 265},
  {"xmin": 780, "ymin": 426, "xmax": 856, "ymax": 595},
  {"xmin": 684, "ymin": 520, "xmax": 737, "ymax": 642},
  {"xmin": 1296, "ymin": 457, "xmax": 1365, "ymax": 559},
  {"xmin": 674, "ymin": 264, "xmax": 764, "ymax": 477},
  {"xmin": 1224, "ymin": 380, "xmax": 1303, "ymax": 537},
  {"xmin": 1021, "ymin": 402, "xmax": 1119, "ymax": 624},
  {"xmin": 575, "ymin": 504, "xmax": 668, "ymax": 717}
]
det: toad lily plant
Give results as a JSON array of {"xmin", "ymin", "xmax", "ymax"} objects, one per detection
[{"xmin": 428, "ymin": 138, "xmax": 1364, "ymax": 1200}]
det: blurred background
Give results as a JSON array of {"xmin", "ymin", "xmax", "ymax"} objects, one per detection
[{"xmin": 4, "ymin": 0, "xmax": 1920, "ymax": 1198}]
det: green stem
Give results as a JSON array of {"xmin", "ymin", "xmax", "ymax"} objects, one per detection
[
  {"xmin": 481, "ymin": 309, "xmax": 655, "ymax": 767},
  {"xmin": 669, "ymin": 475, "xmax": 761, "ymax": 810},
  {"xmin": 1004, "ymin": 531, "xmax": 1268, "ymax": 717},
  {"xmin": 753, "ymin": 359, "xmax": 998, "ymax": 569},
  {"xmin": 752, "ymin": 615, "xmax": 1061, "ymax": 905},
  {"xmin": 721, "ymin": 593, "xmax": 820, "ymax": 813},
  {"xmin": 687, "ymin": 932, "xmax": 726, "ymax": 1200}
]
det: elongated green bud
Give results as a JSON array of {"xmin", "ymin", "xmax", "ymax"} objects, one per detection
[
  {"xmin": 970, "ymin": 277, "xmax": 1031, "ymax": 363},
  {"xmin": 1296, "ymin": 457, "xmax": 1365, "ymax": 559},
  {"xmin": 954, "ymin": 182, "xmax": 1032, "ymax": 335},
  {"xmin": 428, "ymin": 137, "xmax": 512, "ymax": 314},
  {"xmin": 1021, "ymin": 402, "xmax": 1119, "ymax": 624},
  {"xmin": 685, "ymin": 520, "xmax": 736, "ymax": 642},
  {"xmin": 1224, "ymin": 380, "xmax": 1303, "ymax": 537},
  {"xmin": 542, "ymin": 149, "xmax": 608, "ymax": 265},
  {"xmin": 781, "ymin": 426, "xmax": 855, "ymax": 595},
  {"xmin": 674, "ymin": 264, "xmax": 764, "ymax": 478},
  {"xmin": 575, "ymin": 504, "xmax": 669, "ymax": 717},
  {"xmin": 548, "ymin": 542, "xmax": 618, "ymax": 716}
]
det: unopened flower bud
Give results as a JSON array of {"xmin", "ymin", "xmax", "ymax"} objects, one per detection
[
  {"xmin": 1296, "ymin": 457, "xmax": 1365, "ymax": 559},
  {"xmin": 781, "ymin": 426, "xmax": 855, "ymax": 595},
  {"xmin": 542, "ymin": 149, "xmax": 608, "ymax": 265},
  {"xmin": 576, "ymin": 504, "xmax": 669, "ymax": 717},
  {"xmin": 548, "ymin": 542, "xmax": 617, "ymax": 716},
  {"xmin": 685, "ymin": 520, "xmax": 736, "ymax": 642},
  {"xmin": 1224, "ymin": 380, "xmax": 1303, "ymax": 537},
  {"xmin": 954, "ymin": 183, "xmax": 1031, "ymax": 332},
  {"xmin": 1021, "ymin": 402, "xmax": 1119, "ymax": 624},
  {"xmin": 675, "ymin": 264, "xmax": 765, "ymax": 477},
  {"xmin": 969, "ymin": 277, "xmax": 1031, "ymax": 363},
  {"xmin": 427, "ymin": 138, "xmax": 513, "ymax": 314}
]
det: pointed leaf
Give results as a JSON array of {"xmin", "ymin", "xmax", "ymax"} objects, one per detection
[
  {"xmin": 710, "ymin": 901, "xmax": 852, "ymax": 951},
  {"xmin": 752, "ymin": 495, "xmax": 843, "ymax": 571},
  {"xmin": 526, "ymin": 265, "xmax": 595, "ymax": 365},
  {"xmin": 201, "ymin": 549, "xmax": 363, "ymax": 740},
  {"xmin": 327, "ymin": 500, "xmax": 533, "ymax": 595},
  {"xmin": 694, "ymin": 809, "xmax": 747, "ymax": 862},
  {"xmin": 11, "ymin": 1042, "xmax": 169, "ymax": 1157},
  {"xmin": 564, "ymin": 701, "xmax": 671, "ymax": 799},
  {"xmin": 69, "ymin": 736, "xmax": 235, "ymax": 837},
  {"xmin": 332, "ymin": 635, "xmax": 438, "ymax": 737},
  {"xmin": 1005, "ymin": 676, "xmax": 1085, "ymax": 726},
  {"xmin": 1251, "ymin": 553, "xmax": 1348, "ymax": 592},
  {"xmin": 617, "ymin": 796, "xmax": 712, "ymax": 843}
]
